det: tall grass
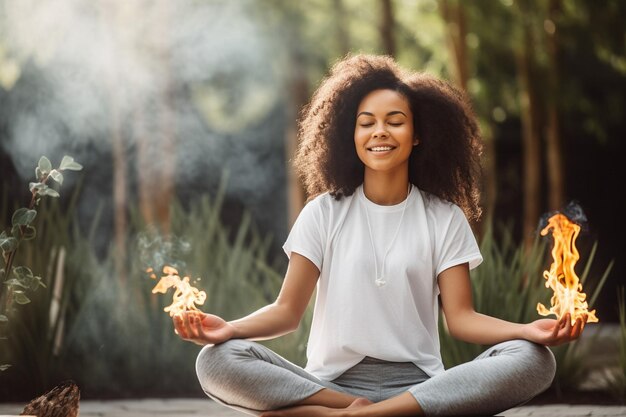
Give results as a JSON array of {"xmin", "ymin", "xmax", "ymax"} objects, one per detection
[
  {"xmin": 0, "ymin": 180, "xmax": 309, "ymax": 400},
  {"xmin": 0, "ymin": 185, "xmax": 614, "ymax": 400},
  {"xmin": 606, "ymin": 287, "xmax": 626, "ymax": 401}
]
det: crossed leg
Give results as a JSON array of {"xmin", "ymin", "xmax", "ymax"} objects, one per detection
[{"xmin": 196, "ymin": 339, "xmax": 555, "ymax": 416}]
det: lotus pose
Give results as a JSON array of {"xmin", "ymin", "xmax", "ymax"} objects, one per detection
[{"xmin": 174, "ymin": 55, "xmax": 585, "ymax": 416}]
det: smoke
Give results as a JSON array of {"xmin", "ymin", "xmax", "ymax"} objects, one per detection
[
  {"xmin": 136, "ymin": 226, "xmax": 192, "ymax": 273},
  {"xmin": 0, "ymin": 0, "xmax": 289, "ymax": 238},
  {"xmin": 538, "ymin": 200, "xmax": 590, "ymax": 233}
]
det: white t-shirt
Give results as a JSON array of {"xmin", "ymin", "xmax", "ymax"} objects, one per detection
[{"xmin": 282, "ymin": 184, "xmax": 482, "ymax": 381}]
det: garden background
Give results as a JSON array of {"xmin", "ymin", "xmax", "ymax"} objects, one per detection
[{"xmin": 0, "ymin": 0, "xmax": 625, "ymax": 404}]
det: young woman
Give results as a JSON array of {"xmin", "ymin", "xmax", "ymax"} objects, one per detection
[{"xmin": 173, "ymin": 55, "xmax": 585, "ymax": 417}]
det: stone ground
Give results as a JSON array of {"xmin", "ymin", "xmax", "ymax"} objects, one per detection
[{"xmin": 1, "ymin": 399, "xmax": 626, "ymax": 417}]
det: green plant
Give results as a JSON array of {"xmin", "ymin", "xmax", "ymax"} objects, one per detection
[
  {"xmin": 0, "ymin": 193, "xmax": 97, "ymax": 397},
  {"xmin": 438, "ymin": 218, "xmax": 612, "ymax": 396},
  {"xmin": 58, "ymin": 177, "xmax": 309, "ymax": 397},
  {"xmin": 605, "ymin": 287, "xmax": 626, "ymax": 402},
  {"xmin": 0, "ymin": 156, "xmax": 82, "ymax": 372},
  {"xmin": 1, "ymin": 174, "xmax": 309, "ymax": 399}
]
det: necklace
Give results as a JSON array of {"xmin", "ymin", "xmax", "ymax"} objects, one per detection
[{"xmin": 362, "ymin": 183, "xmax": 411, "ymax": 287}]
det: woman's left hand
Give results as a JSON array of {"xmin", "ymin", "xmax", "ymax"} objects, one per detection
[{"xmin": 523, "ymin": 314, "xmax": 586, "ymax": 346}]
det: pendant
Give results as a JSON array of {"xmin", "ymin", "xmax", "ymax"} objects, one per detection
[{"xmin": 375, "ymin": 277, "xmax": 386, "ymax": 287}]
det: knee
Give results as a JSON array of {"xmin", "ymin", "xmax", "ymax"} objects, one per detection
[
  {"xmin": 511, "ymin": 340, "xmax": 556, "ymax": 392},
  {"xmin": 195, "ymin": 339, "xmax": 254, "ymax": 393}
]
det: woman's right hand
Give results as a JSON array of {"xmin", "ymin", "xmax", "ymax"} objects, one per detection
[{"xmin": 173, "ymin": 311, "xmax": 236, "ymax": 346}]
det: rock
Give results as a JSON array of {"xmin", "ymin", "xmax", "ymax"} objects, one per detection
[{"xmin": 21, "ymin": 380, "xmax": 80, "ymax": 417}]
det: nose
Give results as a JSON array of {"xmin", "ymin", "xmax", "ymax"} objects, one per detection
[{"xmin": 372, "ymin": 127, "xmax": 389, "ymax": 139}]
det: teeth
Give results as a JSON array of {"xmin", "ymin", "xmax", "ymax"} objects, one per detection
[{"xmin": 370, "ymin": 146, "xmax": 394, "ymax": 152}]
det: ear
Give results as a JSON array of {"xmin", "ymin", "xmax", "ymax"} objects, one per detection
[{"xmin": 413, "ymin": 138, "xmax": 419, "ymax": 146}]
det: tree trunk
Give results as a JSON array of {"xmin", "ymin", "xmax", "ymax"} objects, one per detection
[
  {"xmin": 110, "ymin": 92, "xmax": 128, "ymax": 283},
  {"xmin": 128, "ymin": 1, "xmax": 156, "ymax": 228},
  {"xmin": 545, "ymin": 0, "xmax": 565, "ymax": 210},
  {"xmin": 439, "ymin": 0, "xmax": 469, "ymax": 92},
  {"xmin": 283, "ymin": 3, "xmax": 309, "ymax": 227},
  {"xmin": 133, "ymin": 0, "xmax": 174, "ymax": 233},
  {"xmin": 135, "ymin": 102, "xmax": 155, "ymax": 226},
  {"xmin": 285, "ymin": 51, "xmax": 308, "ymax": 227},
  {"xmin": 332, "ymin": 0, "xmax": 350, "ymax": 56},
  {"xmin": 380, "ymin": 0, "xmax": 396, "ymax": 56},
  {"xmin": 439, "ymin": 0, "xmax": 497, "ymax": 235},
  {"xmin": 155, "ymin": 0, "xmax": 175, "ymax": 232},
  {"xmin": 481, "ymin": 124, "xmax": 498, "ymax": 229},
  {"xmin": 439, "ymin": 0, "xmax": 497, "ymax": 234},
  {"xmin": 98, "ymin": 0, "xmax": 128, "ymax": 284},
  {"xmin": 516, "ymin": 21, "xmax": 542, "ymax": 251}
]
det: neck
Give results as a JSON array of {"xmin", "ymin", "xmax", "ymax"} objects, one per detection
[{"xmin": 362, "ymin": 169, "xmax": 410, "ymax": 205}]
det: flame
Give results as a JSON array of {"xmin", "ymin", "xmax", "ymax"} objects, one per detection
[
  {"xmin": 149, "ymin": 266, "xmax": 206, "ymax": 317},
  {"xmin": 537, "ymin": 213, "xmax": 599, "ymax": 326}
]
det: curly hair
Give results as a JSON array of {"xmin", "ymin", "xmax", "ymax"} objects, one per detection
[{"xmin": 294, "ymin": 54, "xmax": 483, "ymax": 221}]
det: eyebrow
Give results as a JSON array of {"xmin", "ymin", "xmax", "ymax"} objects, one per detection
[{"xmin": 357, "ymin": 110, "xmax": 407, "ymax": 118}]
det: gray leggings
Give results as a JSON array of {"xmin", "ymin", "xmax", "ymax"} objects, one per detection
[{"xmin": 196, "ymin": 339, "xmax": 556, "ymax": 416}]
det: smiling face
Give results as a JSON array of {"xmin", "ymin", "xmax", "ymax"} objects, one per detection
[{"xmin": 354, "ymin": 89, "xmax": 417, "ymax": 178}]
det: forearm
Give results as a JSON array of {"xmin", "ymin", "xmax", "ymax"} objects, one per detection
[
  {"xmin": 229, "ymin": 302, "xmax": 299, "ymax": 341},
  {"xmin": 446, "ymin": 310, "xmax": 526, "ymax": 345}
]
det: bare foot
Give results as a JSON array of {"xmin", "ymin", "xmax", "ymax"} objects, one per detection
[
  {"xmin": 259, "ymin": 398, "xmax": 374, "ymax": 417},
  {"xmin": 348, "ymin": 398, "xmax": 374, "ymax": 409}
]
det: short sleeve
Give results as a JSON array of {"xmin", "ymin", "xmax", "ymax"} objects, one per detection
[
  {"xmin": 282, "ymin": 197, "xmax": 325, "ymax": 271},
  {"xmin": 434, "ymin": 205, "xmax": 483, "ymax": 277}
]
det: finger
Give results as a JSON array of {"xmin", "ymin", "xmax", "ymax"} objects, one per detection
[
  {"xmin": 187, "ymin": 313, "xmax": 201, "ymax": 339},
  {"xmin": 571, "ymin": 317, "xmax": 584, "ymax": 339},
  {"xmin": 182, "ymin": 319, "xmax": 193, "ymax": 339},
  {"xmin": 550, "ymin": 318, "xmax": 561, "ymax": 339},
  {"xmin": 550, "ymin": 316, "xmax": 565, "ymax": 344},
  {"xmin": 562, "ymin": 313, "xmax": 572, "ymax": 328},
  {"xmin": 173, "ymin": 314, "xmax": 188, "ymax": 339},
  {"xmin": 192, "ymin": 313, "xmax": 205, "ymax": 337},
  {"xmin": 558, "ymin": 314, "xmax": 573, "ymax": 341}
]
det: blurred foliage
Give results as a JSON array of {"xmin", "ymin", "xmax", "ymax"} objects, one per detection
[
  {"xmin": 439, "ymin": 217, "xmax": 613, "ymax": 397},
  {"xmin": 605, "ymin": 288, "xmax": 626, "ymax": 402},
  {"xmin": 0, "ymin": 177, "xmax": 310, "ymax": 400},
  {"xmin": 0, "ymin": 183, "xmax": 88, "ymax": 392},
  {"xmin": 1, "ymin": 177, "xmax": 615, "ymax": 400},
  {"xmin": 0, "ymin": 155, "xmax": 82, "ymax": 372}
]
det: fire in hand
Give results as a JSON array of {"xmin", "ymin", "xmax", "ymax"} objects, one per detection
[
  {"xmin": 148, "ymin": 266, "xmax": 206, "ymax": 317},
  {"xmin": 537, "ymin": 213, "xmax": 599, "ymax": 326}
]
